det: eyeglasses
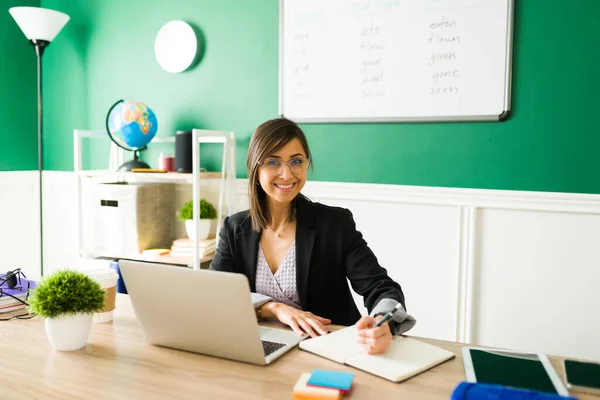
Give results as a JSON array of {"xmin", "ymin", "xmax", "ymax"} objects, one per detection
[
  {"xmin": 257, "ymin": 157, "xmax": 311, "ymax": 175},
  {"xmin": 0, "ymin": 312, "xmax": 36, "ymax": 321},
  {"xmin": 0, "ymin": 269, "xmax": 36, "ymax": 321}
]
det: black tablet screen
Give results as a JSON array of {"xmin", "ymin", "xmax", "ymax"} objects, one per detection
[{"xmin": 469, "ymin": 349, "xmax": 558, "ymax": 394}]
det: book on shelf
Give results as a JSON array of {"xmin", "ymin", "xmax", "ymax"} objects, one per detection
[
  {"xmin": 172, "ymin": 237, "xmax": 216, "ymax": 249},
  {"xmin": 169, "ymin": 246, "xmax": 215, "ymax": 258},
  {"xmin": 142, "ymin": 249, "xmax": 170, "ymax": 256},
  {"xmin": 299, "ymin": 326, "xmax": 455, "ymax": 383},
  {"xmin": 170, "ymin": 237, "xmax": 216, "ymax": 258},
  {"xmin": 0, "ymin": 303, "xmax": 28, "ymax": 313}
]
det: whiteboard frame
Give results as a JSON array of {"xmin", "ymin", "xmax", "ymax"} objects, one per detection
[{"xmin": 278, "ymin": 0, "xmax": 515, "ymax": 123}]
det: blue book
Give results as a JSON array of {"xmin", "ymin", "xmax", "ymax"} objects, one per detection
[
  {"xmin": 307, "ymin": 369, "xmax": 354, "ymax": 392},
  {"xmin": 452, "ymin": 382, "xmax": 578, "ymax": 400}
]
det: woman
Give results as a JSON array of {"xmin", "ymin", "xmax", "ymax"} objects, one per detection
[{"xmin": 210, "ymin": 118, "xmax": 415, "ymax": 354}]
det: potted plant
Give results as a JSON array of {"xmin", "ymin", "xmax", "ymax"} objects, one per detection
[
  {"xmin": 28, "ymin": 269, "xmax": 105, "ymax": 351},
  {"xmin": 178, "ymin": 198, "xmax": 217, "ymax": 241}
]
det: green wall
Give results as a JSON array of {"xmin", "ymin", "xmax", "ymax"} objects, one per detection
[
  {"xmin": 0, "ymin": 0, "xmax": 40, "ymax": 171},
  {"xmin": 40, "ymin": 0, "xmax": 600, "ymax": 194}
]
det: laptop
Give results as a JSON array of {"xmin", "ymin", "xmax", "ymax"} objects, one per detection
[{"xmin": 118, "ymin": 260, "xmax": 305, "ymax": 365}]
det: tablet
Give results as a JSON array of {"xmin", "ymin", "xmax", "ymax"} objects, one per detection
[
  {"xmin": 563, "ymin": 359, "xmax": 600, "ymax": 395},
  {"xmin": 462, "ymin": 347, "xmax": 569, "ymax": 396}
]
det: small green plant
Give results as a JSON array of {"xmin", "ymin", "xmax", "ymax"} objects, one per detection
[
  {"xmin": 28, "ymin": 270, "xmax": 105, "ymax": 319},
  {"xmin": 178, "ymin": 198, "xmax": 217, "ymax": 220}
]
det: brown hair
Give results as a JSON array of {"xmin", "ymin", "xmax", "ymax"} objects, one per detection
[{"xmin": 247, "ymin": 118, "xmax": 312, "ymax": 232}]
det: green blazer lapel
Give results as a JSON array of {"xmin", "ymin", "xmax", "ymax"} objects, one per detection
[
  {"xmin": 235, "ymin": 215, "xmax": 260, "ymax": 292},
  {"xmin": 295, "ymin": 195, "xmax": 316, "ymax": 309}
]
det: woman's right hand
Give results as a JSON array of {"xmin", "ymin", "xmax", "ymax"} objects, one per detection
[{"xmin": 261, "ymin": 302, "xmax": 331, "ymax": 337}]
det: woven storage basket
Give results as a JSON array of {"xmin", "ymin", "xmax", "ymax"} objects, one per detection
[{"xmin": 81, "ymin": 182, "xmax": 176, "ymax": 254}]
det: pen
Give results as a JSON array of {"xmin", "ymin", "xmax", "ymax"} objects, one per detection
[{"xmin": 372, "ymin": 303, "xmax": 402, "ymax": 328}]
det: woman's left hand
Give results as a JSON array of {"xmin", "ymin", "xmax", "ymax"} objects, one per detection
[{"xmin": 356, "ymin": 316, "xmax": 393, "ymax": 355}]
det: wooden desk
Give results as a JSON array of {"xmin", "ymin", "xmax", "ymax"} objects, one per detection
[{"xmin": 1, "ymin": 295, "xmax": 597, "ymax": 400}]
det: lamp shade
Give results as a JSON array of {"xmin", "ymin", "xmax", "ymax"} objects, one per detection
[{"xmin": 9, "ymin": 6, "xmax": 69, "ymax": 42}]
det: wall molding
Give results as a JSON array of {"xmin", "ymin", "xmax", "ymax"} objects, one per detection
[
  {"xmin": 297, "ymin": 181, "xmax": 600, "ymax": 214},
  {"xmin": 221, "ymin": 178, "xmax": 600, "ymax": 215},
  {"xmin": 455, "ymin": 206, "xmax": 478, "ymax": 344}
]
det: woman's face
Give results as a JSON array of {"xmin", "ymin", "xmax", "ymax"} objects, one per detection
[{"xmin": 258, "ymin": 138, "xmax": 309, "ymax": 206}]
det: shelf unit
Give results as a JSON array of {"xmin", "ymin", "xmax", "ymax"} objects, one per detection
[{"xmin": 73, "ymin": 129, "xmax": 236, "ymax": 270}]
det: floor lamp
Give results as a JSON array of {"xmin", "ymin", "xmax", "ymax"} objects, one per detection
[{"xmin": 9, "ymin": 7, "xmax": 70, "ymax": 277}]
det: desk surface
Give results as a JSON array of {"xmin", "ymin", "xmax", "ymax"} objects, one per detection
[{"xmin": 2, "ymin": 295, "xmax": 597, "ymax": 400}]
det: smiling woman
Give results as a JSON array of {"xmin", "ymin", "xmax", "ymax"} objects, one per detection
[
  {"xmin": 251, "ymin": 132, "xmax": 311, "ymax": 230},
  {"xmin": 209, "ymin": 117, "xmax": 416, "ymax": 356}
]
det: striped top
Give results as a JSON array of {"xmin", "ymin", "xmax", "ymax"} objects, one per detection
[{"xmin": 255, "ymin": 242, "xmax": 301, "ymax": 309}]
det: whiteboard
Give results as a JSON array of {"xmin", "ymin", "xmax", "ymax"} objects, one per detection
[{"xmin": 279, "ymin": 0, "xmax": 514, "ymax": 122}]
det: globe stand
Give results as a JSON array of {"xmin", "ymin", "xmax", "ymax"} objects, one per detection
[{"xmin": 117, "ymin": 150, "xmax": 150, "ymax": 171}]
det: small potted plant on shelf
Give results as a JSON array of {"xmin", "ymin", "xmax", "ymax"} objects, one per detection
[
  {"xmin": 28, "ymin": 269, "xmax": 105, "ymax": 351},
  {"xmin": 178, "ymin": 198, "xmax": 217, "ymax": 241}
]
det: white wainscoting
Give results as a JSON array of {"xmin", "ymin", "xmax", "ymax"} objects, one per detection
[
  {"xmin": 0, "ymin": 172, "xmax": 41, "ymax": 281},
  {"xmin": 2, "ymin": 171, "xmax": 599, "ymax": 362}
]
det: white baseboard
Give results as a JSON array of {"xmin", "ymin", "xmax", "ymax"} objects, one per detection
[{"xmin": 2, "ymin": 170, "xmax": 599, "ymax": 361}]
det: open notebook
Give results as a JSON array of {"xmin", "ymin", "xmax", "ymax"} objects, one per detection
[{"xmin": 299, "ymin": 326, "xmax": 455, "ymax": 382}]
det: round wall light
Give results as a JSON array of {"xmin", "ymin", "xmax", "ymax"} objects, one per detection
[{"xmin": 154, "ymin": 20, "xmax": 198, "ymax": 73}]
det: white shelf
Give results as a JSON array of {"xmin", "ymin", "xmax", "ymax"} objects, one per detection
[
  {"xmin": 76, "ymin": 170, "xmax": 223, "ymax": 183},
  {"xmin": 80, "ymin": 249, "xmax": 214, "ymax": 268}
]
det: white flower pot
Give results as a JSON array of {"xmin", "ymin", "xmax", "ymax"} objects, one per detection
[
  {"xmin": 185, "ymin": 219, "xmax": 211, "ymax": 241},
  {"xmin": 45, "ymin": 313, "xmax": 93, "ymax": 351}
]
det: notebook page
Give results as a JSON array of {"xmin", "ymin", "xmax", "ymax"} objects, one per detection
[
  {"xmin": 345, "ymin": 337, "xmax": 455, "ymax": 382},
  {"xmin": 299, "ymin": 326, "xmax": 363, "ymax": 364}
]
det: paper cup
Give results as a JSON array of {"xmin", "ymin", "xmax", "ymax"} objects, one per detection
[{"xmin": 83, "ymin": 268, "xmax": 119, "ymax": 323}]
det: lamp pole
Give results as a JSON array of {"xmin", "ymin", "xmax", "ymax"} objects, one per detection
[
  {"xmin": 9, "ymin": 6, "xmax": 69, "ymax": 278},
  {"xmin": 33, "ymin": 39, "xmax": 49, "ymax": 277}
]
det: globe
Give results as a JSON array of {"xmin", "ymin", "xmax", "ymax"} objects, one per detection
[{"xmin": 105, "ymin": 100, "xmax": 158, "ymax": 170}]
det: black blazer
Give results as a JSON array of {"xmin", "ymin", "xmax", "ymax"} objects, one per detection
[{"xmin": 209, "ymin": 195, "xmax": 406, "ymax": 326}]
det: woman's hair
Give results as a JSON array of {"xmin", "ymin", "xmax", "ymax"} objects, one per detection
[{"xmin": 246, "ymin": 118, "xmax": 312, "ymax": 232}]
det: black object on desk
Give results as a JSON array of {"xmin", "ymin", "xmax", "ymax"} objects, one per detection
[
  {"xmin": 462, "ymin": 348, "xmax": 569, "ymax": 396},
  {"xmin": 175, "ymin": 130, "xmax": 192, "ymax": 173},
  {"xmin": 564, "ymin": 359, "xmax": 600, "ymax": 395}
]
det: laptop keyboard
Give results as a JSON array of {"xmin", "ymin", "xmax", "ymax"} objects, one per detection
[{"xmin": 262, "ymin": 340, "xmax": 286, "ymax": 356}]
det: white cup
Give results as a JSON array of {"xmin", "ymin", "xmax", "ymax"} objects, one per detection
[{"xmin": 83, "ymin": 268, "xmax": 119, "ymax": 323}]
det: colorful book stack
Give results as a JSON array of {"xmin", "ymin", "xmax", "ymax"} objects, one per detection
[
  {"xmin": 170, "ymin": 237, "xmax": 216, "ymax": 258},
  {"xmin": 292, "ymin": 369, "xmax": 354, "ymax": 399},
  {"xmin": 0, "ymin": 274, "xmax": 36, "ymax": 313}
]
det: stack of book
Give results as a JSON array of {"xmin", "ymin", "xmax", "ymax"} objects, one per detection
[
  {"xmin": 0, "ymin": 274, "xmax": 36, "ymax": 314},
  {"xmin": 170, "ymin": 237, "xmax": 216, "ymax": 259},
  {"xmin": 292, "ymin": 369, "xmax": 354, "ymax": 399}
]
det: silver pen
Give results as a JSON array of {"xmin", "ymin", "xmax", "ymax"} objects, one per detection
[{"xmin": 372, "ymin": 303, "xmax": 402, "ymax": 328}]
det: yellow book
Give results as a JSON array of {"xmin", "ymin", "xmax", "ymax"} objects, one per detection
[
  {"xmin": 142, "ymin": 249, "xmax": 170, "ymax": 255},
  {"xmin": 131, "ymin": 168, "xmax": 167, "ymax": 173},
  {"xmin": 292, "ymin": 373, "xmax": 341, "ymax": 400}
]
